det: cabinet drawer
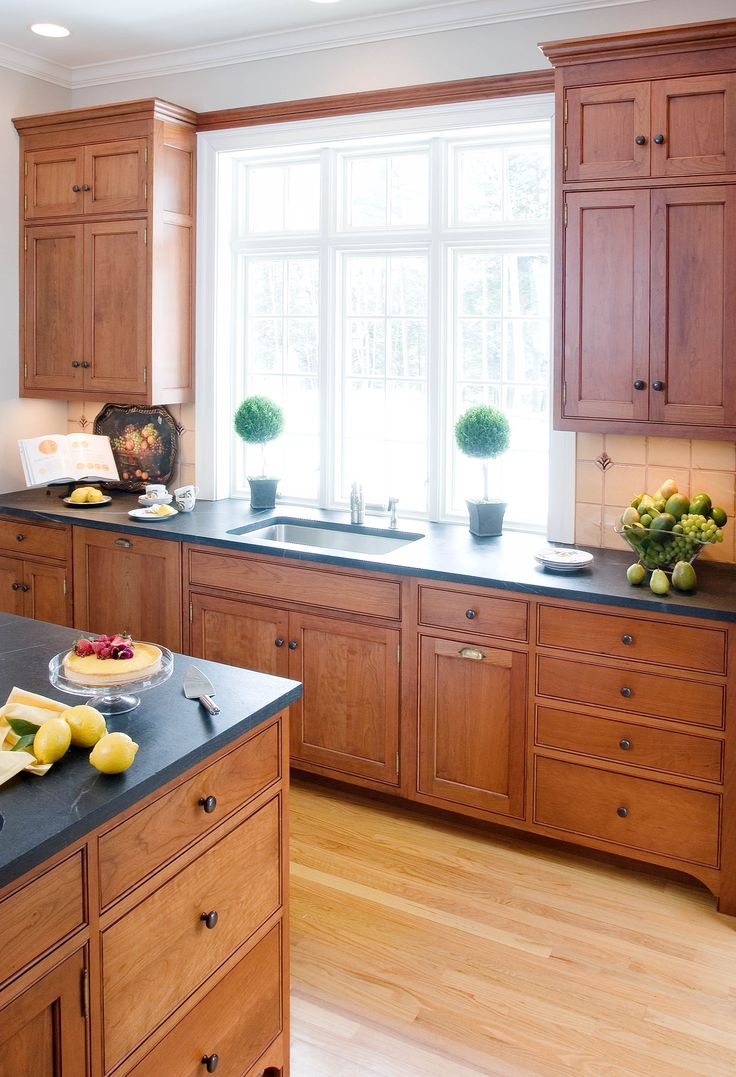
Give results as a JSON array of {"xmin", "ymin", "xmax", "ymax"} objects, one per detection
[
  {"xmin": 98, "ymin": 723, "xmax": 281, "ymax": 907},
  {"xmin": 535, "ymin": 706, "xmax": 722, "ymax": 783},
  {"xmin": 534, "ymin": 756, "xmax": 720, "ymax": 867},
  {"xmin": 0, "ymin": 519, "xmax": 66, "ymax": 561},
  {"xmin": 537, "ymin": 604, "xmax": 726, "ymax": 674},
  {"xmin": 418, "ymin": 585, "xmax": 528, "ymax": 641},
  {"xmin": 125, "ymin": 924, "xmax": 282, "ymax": 1077},
  {"xmin": 536, "ymin": 655, "xmax": 725, "ymax": 729},
  {"xmin": 188, "ymin": 547, "xmax": 401, "ymax": 619},
  {"xmin": 102, "ymin": 796, "xmax": 281, "ymax": 1072},
  {"xmin": 0, "ymin": 852, "xmax": 85, "ymax": 986}
]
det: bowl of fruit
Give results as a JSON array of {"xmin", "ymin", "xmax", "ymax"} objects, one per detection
[{"xmin": 616, "ymin": 478, "xmax": 727, "ymax": 595}]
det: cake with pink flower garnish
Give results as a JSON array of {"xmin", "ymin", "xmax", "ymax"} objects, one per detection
[{"xmin": 62, "ymin": 633, "xmax": 162, "ymax": 686}]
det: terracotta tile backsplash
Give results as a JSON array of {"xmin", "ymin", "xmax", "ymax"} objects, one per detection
[{"xmin": 576, "ymin": 434, "xmax": 736, "ymax": 564}]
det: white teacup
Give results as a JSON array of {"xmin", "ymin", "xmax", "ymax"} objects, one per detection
[
  {"xmin": 174, "ymin": 484, "xmax": 198, "ymax": 512},
  {"xmin": 145, "ymin": 483, "xmax": 169, "ymax": 501}
]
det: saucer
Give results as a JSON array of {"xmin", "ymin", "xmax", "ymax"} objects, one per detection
[
  {"xmin": 138, "ymin": 493, "xmax": 173, "ymax": 508},
  {"xmin": 534, "ymin": 547, "xmax": 594, "ymax": 573}
]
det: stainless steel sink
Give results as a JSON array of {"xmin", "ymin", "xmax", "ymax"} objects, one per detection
[{"xmin": 226, "ymin": 517, "xmax": 424, "ymax": 555}]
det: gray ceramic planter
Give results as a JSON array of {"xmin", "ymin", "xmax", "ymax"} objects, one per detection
[
  {"xmin": 466, "ymin": 499, "xmax": 507, "ymax": 537},
  {"xmin": 248, "ymin": 477, "xmax": 279, "ymax": 510}
]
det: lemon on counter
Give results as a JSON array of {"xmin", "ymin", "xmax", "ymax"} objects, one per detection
[
  {"xmin": 33, "ymin": 717, "xmax": 72, "ymax": 764},
  {"xmin": 90, "ymin": 732, "xmax": 138, "ymax": 774},
  {"xmin": 62, "ymin": 704, "xmax": 107, "ymax": 747}
]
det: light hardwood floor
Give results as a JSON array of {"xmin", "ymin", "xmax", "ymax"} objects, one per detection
[{"xmin": 289, "ymin": 778, "xmax": 736, "ymax": 1077}]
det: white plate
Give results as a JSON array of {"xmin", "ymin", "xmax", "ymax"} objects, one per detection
[
  {"xmin": 128, "ymin": 507, "xmax": 179, "ymax": 521},
  {"xmin": 535, "ymin": 547, "xmax": 594, "ymax": 572},
  {"xmin": 138, "ymin": 494, "xmax": 173, "ymax": 507},
  {"xmin": 63, "ymin": 495, "xmax": 112, "ymax": 508}
]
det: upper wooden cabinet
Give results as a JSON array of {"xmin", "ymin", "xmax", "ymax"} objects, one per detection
[
  {"xmin": 541, "ymin": 19, "xmax": 736, "ymax": 438},
  {"xmin": 14, "ymin": 99, "xmax": 196, "ymax": 405}
]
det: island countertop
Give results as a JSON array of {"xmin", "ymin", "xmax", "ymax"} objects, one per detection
[{"xmin": 0, "ymin": 613, "xmax": 301, "ymax": 888}]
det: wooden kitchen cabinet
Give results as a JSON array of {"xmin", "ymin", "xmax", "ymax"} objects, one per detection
[
  {"xmin": 15, "ymin": 99, "xmax": 196, "ymax": 405},
  {"xmin": 0, "ymin": 517, "xmax": 71, "ymax": 627},
  {"xmin": 73, "ymin": 526, "xmax": 182, "ymax": 650}
]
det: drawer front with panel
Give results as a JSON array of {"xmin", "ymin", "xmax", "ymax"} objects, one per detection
[
  {"xmin": 0, "ymin": 519, "xmax": 67, "ymax": 561},
  {"xmin": 418, "ymin": 585, "xmax": 528, "ymax": 641},
  {"xmin": 534, "ymin": 756, "xmax": 720, "ymax": 867}
]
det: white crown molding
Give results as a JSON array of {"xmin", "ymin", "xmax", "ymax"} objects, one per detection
[{"xmin": 0, "ymin": 0, "xmax": 652, "ymax": 91}]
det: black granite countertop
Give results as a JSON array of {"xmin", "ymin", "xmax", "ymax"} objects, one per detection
[
  {"xmin": 2, "ymin": 488, "xmax": 736, "ymax": 622},
  {"xmin": 0, "ymin": 613, "xmax": 301, "ymax": 888}
]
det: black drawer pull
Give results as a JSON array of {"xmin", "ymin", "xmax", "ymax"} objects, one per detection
[
  {"xmin": 617, "ymin": 806, "xmax": 629, "ymax": 818},
  {"xmin": 11, "ymin": 583, "xmax": 20, "ymax": 591},
  {"xmin": 635, "ymin": 134, "xmax": 647, "ymax": 145},
  {"xmin": 633, "ymin": 379, "xmax": 646, "ymax": 391},
  {"xmin": 288, "ymin": 640, "xmax": 298, "ymax": 650},
  {"xmin": 20, "ymin": 584, "xmax": 29, "ymax": 593},
  {"xmin": 200, "ymin": 910, "xmax": 218, "ymax": 930},
  {"xmin": 653, "ymin": 134, "xmax": 665, "ymax": 145},
  {"xmin": 72, "ymin": 360, "xmax": 80, "ymax": 368},
  {"xmin": 82, "ymin": 183, "xmax": 91, "ymax": 192},
  {"xmin": 81, "ymin": 360, "xmax": 90, "ymax": 369},
  {"xmin": 198, "ymin": 795, "xmax": 217, "ymax": 814},
  {"xmin": 15, "ymin": 534, "xmax": 24, "ymax": 542},
  {"xmin": 620, "ymin": 687, "xmax": 632, "ymax": 698},
  {"xmin": 621, "ymin": 634, "xmax": 633, "ymax": 645},
  {"xmin": 619, "ymin": 739, "xmax": 631, "ymax": 751},
  {"xmin": 201, "ymin": 1054, "xmax": 219, "ymax": 1072},
  {"xmin": 72, "ymin": 184, "xmax": 81, "ymax": 192},
  {"xmin": 652, "ymin": 380, "xmax": 664, "ymax": 391},
  {"xmin": 275, "ymin": 638, "xmax": 284, "ymax": 647},
  {"xmin": 465, "ymin": 609, "xmax": 477, "ymax": 620}
]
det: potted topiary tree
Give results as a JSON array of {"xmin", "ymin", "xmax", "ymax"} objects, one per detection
[
  {"xmin": 233, "ymin": 395, "xmax": 285, "ymax": 510},
  {"xmin": 455, "ymin": 404, "xmax": 511, "ymax": 536}
]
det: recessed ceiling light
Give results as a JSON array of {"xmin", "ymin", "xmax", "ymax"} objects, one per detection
[{"xmin": 30, "ymin": 23, "xmax": 70, "ymax": 38}]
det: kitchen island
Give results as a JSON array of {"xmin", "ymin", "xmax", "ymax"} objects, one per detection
[{"xmin": 0, "ymin": 612, "xmax": 300, "ymax": 1077}]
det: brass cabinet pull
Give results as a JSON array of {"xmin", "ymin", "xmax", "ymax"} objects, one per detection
[
  {"xmin": 114, "ymin": 538, "xmax": 133, "ymax": 549},
  {"xmin": 459, "ymin": 647, "xmax": 485, "ymax": 660}
]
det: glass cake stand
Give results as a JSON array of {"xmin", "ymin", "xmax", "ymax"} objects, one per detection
[{"xmin": 49, "ymin": 646, "xmax": 174, "ymax": 714}]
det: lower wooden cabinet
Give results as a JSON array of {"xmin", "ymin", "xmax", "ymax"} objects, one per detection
[
  {"xmin": 0, "ymin": 517, "xmax": 71, "ymax": 627},
  {"xmin": 417, "ymin": 635, "xmax": 526, "ymax": 818},
  {"xmin": 0, "ymin": 948, "xmax": 88, "ymax": 1076}
]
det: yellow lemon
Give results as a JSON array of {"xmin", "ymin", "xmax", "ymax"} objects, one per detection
[
  {"xmin": 33, "ymin": 717, "xmax": 72, "ymax": 764},
  {"xmin": 62, "ymin": 704, "xmax": 107, "ymax": 748},
  {"xmin": 69, "ymin": 487, "xmax": 89, "ymax": 504},
  {"xmin": 89, "ymin": 732, "xmax": 138, "ymax": 774}
]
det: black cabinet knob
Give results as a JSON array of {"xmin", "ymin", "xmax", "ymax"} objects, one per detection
[
  {"xmin": 465, "ymin": 609, "xmax": 477, "ymax": 620},
  {"xmin": 81, "ymin": 361, "xmax": 90, "ymax": 369},
  {"xmin": 82, "ymin": 183, "xmax": 91, "ymax": 191},
  {"xmin": 200, "ymin": 910, "xmax": 218, "ymax": 930},
  {"xmin": 621, "ymin": 634, "xmax": 633, "ymax": 645},
  {"xmin": 72, "ymin": 184, "xmax": 81, "ymax": 192},
  {"xmin": 633, "ymin": 380, "xmax": 646, "ymax": 391},
  {"xmin": 652, "ymin": 381, "xmax": 664, "ymax": 391},
  {"xmin": 15, "ymin": 534, "xmax": 24, "ymax": 542},
  {"xmin": 275, "ymin": 638, "xmax": 284, "ymax": 647},
  {"xmin": 201, "ymin": 1054, "xmax": 219, "ymax": 1072},
  {"xmin": 620, "ymin": 686, "xmax": 632, "ymax": 698},
  {"xmin": 198, "ymin": 795, "xmax": 217, "ymax": 814},
  {"xmin": 617, "ymin": 806, "xmax": 629, "ymax": 818},
  {"xmin": 288, "ymin": 640, "xmax": 298, "ymax": 650},
  {"xmin": 20, "ymin": 584, "xmax": 29, "ymax": 593},
  {"xmin": 653, "ymin": 134, "xmax": 665, "ymax": 145},
  {"xmin": 619, "ymin": 738, "xmax": 631, "ymax": 751},
  {"xmin": 71, "ymin": 360, "xmax": 80, "ymax": 368},
  {"xmin": 635, "ymin": 135, "xmax": 647, "ymax": 145},
  {"xmin": 11, "ymin": 583, "xmax": 19, "ymax": 591}
]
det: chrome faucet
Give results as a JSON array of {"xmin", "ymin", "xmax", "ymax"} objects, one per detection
[
  {"xmin": 388, "ymin": 496, "xmax": 399, "ymax": 529},
  {"xmin": 350, "ymin": 482, "xmax": 364, "ymax": 525}
]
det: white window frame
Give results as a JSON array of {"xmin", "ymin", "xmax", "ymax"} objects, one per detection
[{"xmin": 196, "ymin": 94, "xmax": 575, "ymax": 540}]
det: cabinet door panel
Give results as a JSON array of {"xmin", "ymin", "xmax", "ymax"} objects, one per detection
[
  {"xmin": 650, "ymin": 186, "xmax": 736, "ymax": 427},
  {"xmin": 84, "ymin": 220, "xmax": 148, "ymax": 397},
  {"xmin": 289, "ymin": 611, "xmax": 400, "ymax": 786},
  {"xmin": 23, "ymin": 225, "xmax": 84, "ymax": 393},
  {"xmin": 418, "ymin": 636, "xmax": 526, "ymax": 817},
  {"xmin": 24, "ymin": 148, "xmax": 84, "ymax": 220},
  {"xmin": 23, "ymin": 561, "xmax": 70, "ymax": 627},
  {"xmin": 0, "ymin": 555, "xmax": 24, "ymax": 617},
  {"xmin": 84, "ymin": 139, "xmax": 148, "ymax": 214},
  {"xmin": 562, "ymin": 191, "xmax": 650, "ymax": 420},
  {"xmin": 565, "ymin": 83, "xmax": 650, "ymax": 181},
  {"xmin": 0, "ymin": 948, "xmax": 88, "ymax": 1076},
  {"xmin": 651, "ymin": 74, "xmax": 736, "ymax": 177},
  {"xmin": 189, "ymin": 592, "xmax": 289, "ymax": 678}
]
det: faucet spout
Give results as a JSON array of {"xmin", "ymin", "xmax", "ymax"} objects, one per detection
[{"xmin": 350, "ymin": 482, "xmax": 365, "ymax": 525}]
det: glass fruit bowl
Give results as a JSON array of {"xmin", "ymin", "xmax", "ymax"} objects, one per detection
[{"xmin": 614, "ymin": 525, "xmax": 707, "ymax": 574}]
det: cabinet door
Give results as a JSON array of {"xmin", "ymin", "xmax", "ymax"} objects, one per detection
[
  {"xmin": 650, "ymin": 186, "xmax": 736, "ymax": 427},
  {"xmin": 562, "ymin": 191, "xmax": 650, "ymax": 421},
  {"xmin": 83, "ymin": 220, "xmax": 148, "ymax": 397},
  {"xmin": 24, "ymin": 147, "xmax": 84, "ymax": 220},
  {"xmin": 0, "ymin": 949, "xmax": 88, "ymax": 1076},
  {"xmin": 651, "ymin": 74, "xmax": 736, "ymax": 178},
  {"xmin": 22, "ymin": 561, "xmax": 71, "ymax": 627},
  {"xmin": 565, "ymin": 83, "xmax": 650, "ymax": 181},
  {"xmin": 189, "ymin": 591, "xmax": 289, "ymax": 677},
  {"xmin": 83, "ymin": 139, "xmax": 148, "ymax": 215},
  {"xmin": 0, "ymin": 555, "xmax": 24, "ymax": 617},
  {"xmin": 23, "ymin": 224, "xmax": 84, "ymax": 394},
  {"xmin": 73, "ymin": 528, "xmax": 182, "ymax": 650},
  {"xmin": 289, "ymin": 611, "xmax": 400, "ymax": 786},
  {"xmin": 418, "ymin": 637, "xmax": 526, "ymax": 818}
]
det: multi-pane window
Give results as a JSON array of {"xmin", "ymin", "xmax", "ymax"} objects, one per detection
[{"xmin": 225, "ymin": 112, "xmax": 552, "ymax": 528}]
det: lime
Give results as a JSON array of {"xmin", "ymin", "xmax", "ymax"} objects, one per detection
[
  {"xmin": 639, "ymin": 513, "xmax": 653, "ymax": 528},
  {"xmin": 650, "ymin": 569, "xmax": 670, "ymax": 596},
  {"xmin": 711, "ymin": 506, "xmax": 728, "ymax": 527},
  {"xmin": 664, "ymin": 493, "xmax": 690, "ymax": 521},
  {"xmin": 33, "ymin": 717, "xmax": 72, "ymax": 764},
  {"xmin": 62, "ymin": 704, "xmax": 107, "ymax": 748},
  {"xmin": 90, "ymin": 732, "xmax": 138, "ymax": 774},
  {"xmin": 649, "ymin": 513, "xmax": 675, "ymax": 542},
  {"xmin": 626, "ymin": 563, "xmax": 646, "ymax": 585},
  {"xmin": 672, "ymin": 561, "xmax": 697, "ymax": 592}
]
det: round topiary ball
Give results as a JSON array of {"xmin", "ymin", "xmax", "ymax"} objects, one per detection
[
  {"xmin": 234, "ymin": 396, "xmax": 285, "ymax": 445},
  {"xmin": 454, "ymin": 405, "xmax": 510, "ymax": 460}
]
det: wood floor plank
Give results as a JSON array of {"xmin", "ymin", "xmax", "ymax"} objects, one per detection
[{"xmin": 290, "ymin": 779, "xmax": 736, "ymax": 1076}]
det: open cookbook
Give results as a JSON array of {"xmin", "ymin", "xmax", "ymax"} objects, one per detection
[{"xmin": 18, "ymin": 432, "xmax": 120, "ymax": 488}]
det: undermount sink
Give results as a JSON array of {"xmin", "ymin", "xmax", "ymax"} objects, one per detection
[{"xmin": 226, "ymin": 517, "xmax": 424, "ymax": 555}]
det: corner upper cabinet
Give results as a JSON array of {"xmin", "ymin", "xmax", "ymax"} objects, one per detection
[
  {"xmin": 14, "ymin": 100, "xmax": 196, "ymax": 405},
  {"xmin": 542, "ymin": 20, "xmax": 736, "ymax": 439}
]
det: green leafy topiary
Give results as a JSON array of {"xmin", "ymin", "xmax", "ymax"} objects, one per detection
[
  {"xmin": 454, "ymin": 405, "xmax": 510, "ymax": 501},
  {"xmin": 234, "ymin": 395, "xmax": 284, "ymax": 476}
]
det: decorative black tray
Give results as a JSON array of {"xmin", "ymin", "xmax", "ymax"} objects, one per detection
[{"xmin": 94, "ymin": 405, "xmax": 179, "ymax": 492}]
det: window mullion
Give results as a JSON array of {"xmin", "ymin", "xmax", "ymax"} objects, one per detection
[
  {"xmin": 320, "ymin": 145, "xmax": 336, "ymax": 508},
  {"xmin": 427, "ymin": 136, "xmax": 445, "ymax": 523}
]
